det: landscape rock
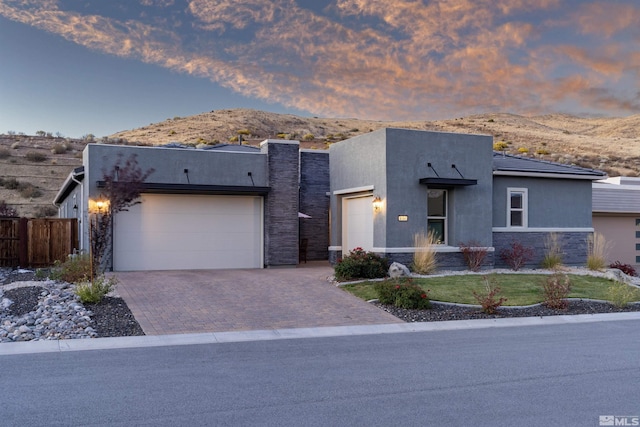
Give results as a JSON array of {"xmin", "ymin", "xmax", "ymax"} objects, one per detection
[{"xmin": 389, "ymin": 262, "xmax": 412, "ymax": 278}]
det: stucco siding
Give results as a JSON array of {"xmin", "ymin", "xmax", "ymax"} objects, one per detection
[
  {"xmin": 493, "ymin": 176, "xmax": 592, "ymax": 228},
  {"xmin": 593, "ymin": 214, "xmax": 640, "ymax": 268}
]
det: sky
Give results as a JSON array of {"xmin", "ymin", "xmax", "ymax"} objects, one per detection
[{"xmin": 0, "ymin": 0, "xmax": 639, "ymax": 138}]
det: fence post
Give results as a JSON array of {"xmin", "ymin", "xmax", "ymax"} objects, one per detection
[{"xmin": 19, "ymin": 217, "xmax": 28, "ymax": 267}]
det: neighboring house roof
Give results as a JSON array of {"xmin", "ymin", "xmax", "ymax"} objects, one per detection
[
  {"xmin": 201, "ymin": 143, "xmax": 261, "ymax": 153},
  {"xmin": 53, "ymin": 166, "xmax": 85, "ymax": 205},
  {"xmin": 492, "ymin": 152, "xmax": 606, "ymax": 180},
  {"xmin": 593, "ymin": 177, "xmax": 640, "ymax": 213}
]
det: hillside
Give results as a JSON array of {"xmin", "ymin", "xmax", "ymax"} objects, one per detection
[{"xmin": 1, "ymin": 109, "xmax": 639, "ymax": 217}]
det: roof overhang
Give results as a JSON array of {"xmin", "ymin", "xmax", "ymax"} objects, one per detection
[
  {"xmin": 53, "ymin": 167, "xmax": 85, "ymax": 205},
  {"xmin": 419, "ymin": 177, "xmax": 477, "ymax": 189},
  {"xmin": 493, "ymin": 171, "xmax": 606, "ymax": 180},
  {"xmin": 96, "ymin": 181, "xmax": 270, "ymax": 196}
]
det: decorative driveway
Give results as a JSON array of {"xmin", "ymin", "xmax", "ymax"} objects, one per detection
[{"xmin": 113, "ymin": 261, "xmax": 402, "ymax": 335}]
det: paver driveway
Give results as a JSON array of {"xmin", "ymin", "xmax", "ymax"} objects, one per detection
[{"xmin": 114, "ymin": 261, "xmax": 402, "ymax": 335}]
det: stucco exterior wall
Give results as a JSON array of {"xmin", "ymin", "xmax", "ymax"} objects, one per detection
[
  {"xmin": 492, "ymin": 176, "xmax": 593, "ymax": 228},
  {"xmin": 593, "ymin": 214, "xmax": 640, "ymax": 268},
  {"xmin": 84, "ymin": 144, "xmax": 268, "ymax": 197},
  {"xmin": 329, "ymin": 128, "xmax": 493, "ymax": 269},
  {"xmin": 329, "ymin": 130, "xmax": 387, "ymax": 255},
  {"xmin": 383, "ymin": 128, "xmax": 493, "ymax": 249}
]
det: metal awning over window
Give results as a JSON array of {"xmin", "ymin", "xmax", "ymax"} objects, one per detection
[
  {"xmin": 419, "ymin": 177, "xmax": 477, "ymax": 189},
  {"xmin": 420, "ymin": 163, "xmax": 477, "ymax": 189}
]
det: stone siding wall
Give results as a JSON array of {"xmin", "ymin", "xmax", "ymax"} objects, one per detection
[
  {"xmin": 263, "ymin": 142, "xmax": 300, "ymax": 266},
  {"xmin": 299, "ymin": 151, "xmax": 330, "ymax": 261},
  {"xmin": 493, "ymin": 231, "xmax": 590, "ymax": 268}
]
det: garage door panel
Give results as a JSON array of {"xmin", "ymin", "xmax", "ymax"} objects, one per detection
[
  {"xmin": 114, "ymin": 194, "xmax": 263, "ymax": 271},
  {"xmin": 343, "ymin": 196, "xmax": 373, "ymax": 252}
]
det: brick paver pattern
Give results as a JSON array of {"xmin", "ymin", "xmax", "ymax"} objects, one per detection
[{"xmin": 113, "ymin": 261, "xmax": 402, "ymax": 335}]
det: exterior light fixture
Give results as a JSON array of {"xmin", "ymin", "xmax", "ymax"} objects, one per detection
[{"xmin": 372, "ymin": 196, "xmax": 383, "ymax": 212}]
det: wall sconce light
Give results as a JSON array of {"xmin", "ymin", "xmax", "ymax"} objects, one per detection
[
  {"xmin": 89, "ymin": 199, "xmax": 110, "ymax": 214},
  {"xmin": 372, "ymin": 196, "xmax": 383, "ymax": 212}
]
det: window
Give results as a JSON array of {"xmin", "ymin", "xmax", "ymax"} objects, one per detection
[
  {"xmin": 428, "ymin": 189, "xmax": 447, "ymax": 244},
  {"xmin": 507, "ymin": 188, "xmax": 527, "ymax": 228}
]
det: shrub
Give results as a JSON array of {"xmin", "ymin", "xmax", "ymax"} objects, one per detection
[
  {"xmin": 51, "ymin": 143, "xmax": 68, "ymax": 154},
  {"xmin": 606, "ymin": 281, "xmax": 637, "ymax": 308},
  {"xmin": 609, "ymin": 261, "xmax": 637, "ymax": 277},
  {"xmin": 18, "ymin": 183, "xmax": 41, "ymax": 199},
  {"xmin": 459, "ymin": 240, "xmax": 488, "ymax": 272},
  {"xmin": 374, "ymin": 278, "xmax": 431, "ymax": 309},
  {"xmin": 541, "ymin": 233, "xmax": 563, "ymax": 269},
  {"xmin": 493, "ymin": 141, "xmax": 509, "ymax": 151},
  {"xmin": 472, "ymin": 276, "xmax": 507, "ymax": 314},
  {"xmin": 303, "ymin": 133, "xmax": 315, "ymax": 141},
  {"xmin": 517, "ymin": 147, "xmax": 529, "ymax": 154},
  {"xmin": 412, "ymin": 231, "xmax": 438, "ymax": 274},
  {"xmin": 0, "ymin": 200, "xmax": 18, "ymax": 217},
  {"xmin": 0, "ymin": 147, "xmax": 10, "ymax": 159},
  {"xmin": 499, "ymin": 241, "xmax": 534, "ymax": 271},
  {"xmin": 334, "ymin": 247, "xmax": 389, "ymax": 281},
  {"xmin": 586, "ymin": 232, "xmax": 610, "ymax": 271},
  {"xmin": 3, "ymin": 177, "xmax": 20, "ymax": 189},
  {"xmin": 542, "ymin": 273, "xmax": 572, "ymax": 309},
  {"xmin": 50, "ymin": 253, "xmax": 92, "ymax": 284},
  {"xmin": 25, "ymin": 151, "xmax": 48, "ymax": 162},
  {"xmin": 75, "ymin": 275, "xmax": 117, "ymax": 304},
  {"xmin": 34, "ymin": 205, "xmax": 58, "ymax": 218}
]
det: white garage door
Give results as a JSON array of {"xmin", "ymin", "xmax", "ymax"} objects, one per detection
[
  {"xmin": 342, "ymin": 195, "xmax": 373, "ymax": 253},
  {"xmin": 113, "ymin": 194, "xmax": 263, "ymax": 271}
]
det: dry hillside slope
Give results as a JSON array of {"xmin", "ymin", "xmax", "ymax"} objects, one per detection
[{"xmin": 1, "ymin": 109, "xmax": 639, "ymax": 217}]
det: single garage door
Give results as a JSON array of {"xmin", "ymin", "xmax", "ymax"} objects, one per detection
[
  {"xmin": 342, "ymin": 195, "xmax": 373, "ymax": 253},
  {"xmin": 113, "ymin": 194, "xmax": 263, "ymax": 271}
]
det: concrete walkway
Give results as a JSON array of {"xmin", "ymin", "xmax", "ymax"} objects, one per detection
[{"xmin": 112, "ymin": 261, "xmax": 402, "ymax": 335}]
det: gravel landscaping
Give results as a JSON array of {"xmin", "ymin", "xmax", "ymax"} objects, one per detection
[
  {"xmin": 374, "ymin": 299, "xmax": 640, "ymax": 323},
  {"xmin": 1, "ymin": 268, "xmax": 144, "ymax": 342}
]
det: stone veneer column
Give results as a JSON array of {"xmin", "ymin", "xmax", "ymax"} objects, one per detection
[{"xmin": 261, "ymin": 140, "xmax": 300, "ymax": 266}]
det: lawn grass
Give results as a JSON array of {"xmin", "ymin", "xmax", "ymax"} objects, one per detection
[{"xmin": 341, "ymin": 273, "xmax": 640, "ymax": 306}]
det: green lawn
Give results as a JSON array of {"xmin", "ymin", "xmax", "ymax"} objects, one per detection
[{"xmin": 341, "ymin": 273, "xmax": 640, "ymax": 306}]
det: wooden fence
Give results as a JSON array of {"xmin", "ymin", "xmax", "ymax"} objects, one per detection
[{"xmin": 0, "ymin": 218, "xmax": 78, "ymax": 268}]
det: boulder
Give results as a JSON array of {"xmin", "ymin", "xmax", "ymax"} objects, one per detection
[{"xmin": 388, "ymin": 262, "xmax": 411, "ymax": 278}]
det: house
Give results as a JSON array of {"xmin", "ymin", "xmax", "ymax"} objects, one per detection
[
  {"xmin": 54, "ymin": 140, "xmax": 329, "ymax": 271},
  {"xmin": 329, "ymin": 128, "xmax": 605, "ymax": 269},
  {"xmin": 592, "ymin": 177, "xmax": 640, "ymax": 269},
  {"xmin": 54, "ymin": 128, "xmax": 605, "ymax": 272}
]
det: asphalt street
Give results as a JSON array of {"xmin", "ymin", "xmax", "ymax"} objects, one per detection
[{"xmin": 1, "ymin": 319, "xmax": 639, "ymax": 426}]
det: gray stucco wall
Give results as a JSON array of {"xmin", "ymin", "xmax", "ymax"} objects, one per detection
[
  {"xmin": 492, "ymin": 176, "xmax": 593, "ymax": 228},
  {"xmin": 84, "ymin": 144, "xmax": 268, "ymax": 197},
  {"xmin": 262, "ymin": 141, "xmax": 300, "ymax": 266},
  {"xmin": 299, "ymin": 150, "xmax": 330, "ymax": 261},
  {"xmin": 383, "ymin": 128, "xmax": 493, "ymax": 248},
  {"xmin": 328, "ymin": 128, "xmax": 494, "ymax": 270},
  {"xmin": 329, "ymin": 130, "xmax": 387, "ymax": 250}
]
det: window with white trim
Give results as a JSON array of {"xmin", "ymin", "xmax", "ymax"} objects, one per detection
[
  {"xmin": 507, "ymin": 188, "xmax": 527, "ymax": 228},
  {"xmin": 427, "ymin": 189, "xmax": 447, "ymax": 244}
]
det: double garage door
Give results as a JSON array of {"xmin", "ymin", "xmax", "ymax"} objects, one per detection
[{"xmin": 113, "ymin": 194, "xmax": 263, "ymax": 271}]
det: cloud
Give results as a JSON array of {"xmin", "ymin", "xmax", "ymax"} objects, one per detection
[{"xmin": 1, "ymin": 0, "xmax": 639, "ymax": 119}]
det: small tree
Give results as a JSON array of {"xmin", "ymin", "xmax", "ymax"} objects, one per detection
[
  {"xmin": 91, "ymin": 153, "xmax": 154, "ymax": 275},
  {"xmin": 0, "ymin": 200, "xmax": 18, "ymax": 217}
]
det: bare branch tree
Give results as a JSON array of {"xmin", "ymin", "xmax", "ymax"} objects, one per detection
[{"xmin": 91, "ymin": 153, "xmax": 155, "ymax": 274}]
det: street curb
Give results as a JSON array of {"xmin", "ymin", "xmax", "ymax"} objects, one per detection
[{"xmin": 2, "ymin": 311, "xmax": 640, "ymax": 356}]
